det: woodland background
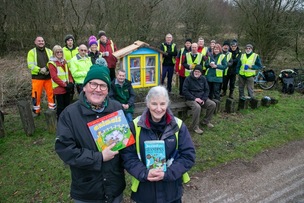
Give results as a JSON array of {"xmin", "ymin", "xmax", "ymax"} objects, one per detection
[{"xmin": 0, "ymin": 0, "xmax": 304, "ymax": 67}]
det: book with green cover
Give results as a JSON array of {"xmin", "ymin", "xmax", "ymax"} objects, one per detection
[
  {"xmin": 144, "ymin": 140, "xmax": 166, "ymax": 171},
  {"xmin": 87, "ymin": 110, "xmax": 135, "ymax": 151}
]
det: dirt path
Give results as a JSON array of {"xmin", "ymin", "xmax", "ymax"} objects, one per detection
[{"xmin": 183, "ymin": 140, "xmax": 304, "ymax": 203}]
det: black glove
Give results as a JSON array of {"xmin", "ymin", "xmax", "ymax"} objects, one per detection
[{"xmin": 65, "ymin": 83, "xmax": 74, "ymax": 93}]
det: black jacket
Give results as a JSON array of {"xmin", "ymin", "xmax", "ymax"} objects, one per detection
[
  {"xmin": 55, "ymin": 91, "xmax": 125, "ymax": 202},
  {"xmin": 182, "ymin": 72, "xmax": 210, "ymax": 102}
]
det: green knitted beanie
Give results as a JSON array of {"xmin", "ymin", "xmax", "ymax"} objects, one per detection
[{"xmin": 83, "ymin": 64, "xmax": 111, "ymax": 88}]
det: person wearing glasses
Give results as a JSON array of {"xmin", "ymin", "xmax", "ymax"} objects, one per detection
[
  {"xmin": 236, "ymin": 43, "xmax": 262, "ymax": 99},
  {"xmin": 27, "ymin": 36, "xmax": 56, "ymax": 117},
  {"xmin": 48, "ymin": 45, "xmax": 74, "ymax": 118},
  {"xmin": 55, "ymin": 65, "xmax": 126, "ymax": 203},
  {"xmin": 69, "ymin": 44, "xmax": 92, "ymax": 94}
]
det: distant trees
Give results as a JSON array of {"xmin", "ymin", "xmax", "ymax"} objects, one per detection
[{"xmin": 0, "ymin": 0, "xmax": 303, "ymax": 67}]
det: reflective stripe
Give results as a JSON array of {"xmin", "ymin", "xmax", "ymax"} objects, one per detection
[
  {"xmin": 162, "ymin": 43, "xmax": 176, "ymax": 64},
  {"xmin": 239, "ymin": 53, "xmax": 258, "ymax": 77},
  {"xmin": 205, "ymin": 54, "xmax": 225, "ymax": 77},
  {"xmin": 185, "ymin": 52, "xmax": 203, "ymax": 77}
]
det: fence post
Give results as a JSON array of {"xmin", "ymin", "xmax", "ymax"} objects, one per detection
[
  {"xmin": 17, "ymin": 100, "xmax": 35, "ymax": 136},
  {"xmin": 225, "ymin": 98, "xmax": 235, "ymax": 113},
  {"xmin": 0, "ymin": 110, "xmax": 4, "ymax": 137},
  {"xmin": 44, "ymin": 109, "xmax": 57, "ymax": 134}
]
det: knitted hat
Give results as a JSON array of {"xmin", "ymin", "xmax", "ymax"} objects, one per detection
[
  {"xmin": 95, "ymin": 57, "xmax": 108, "ymax": 67},
  {"xmin": 88, "ymin": 35, "xmax": 98, "ymax": 47},
  {"xmin": 64, "ymin": 34, "xmax": 75, "ymax": 43},
  {"xmin": 98, "ymin": 30, "xmax": 106, "ymax": 38},
  {"xmin": 230, "ymin": 39, "xmax": 238, "ymax": 46},
  {"xmin": 185, "ymin": 38, "xmax": 192, "ymax": 43},
  {"xmin": 83, "ymin": 65, "xmax": 111, "ymax": 88},
  {"xmin": 193, "ymin": 64, "xmax": 203, "ymax": 73},
  {"xmin": 223, "ymin": 40, "xmax": 230, "ymax": 47},
  {"xmin": 246, "ymin": 44, "xmax": 253, "ymax": 49}
]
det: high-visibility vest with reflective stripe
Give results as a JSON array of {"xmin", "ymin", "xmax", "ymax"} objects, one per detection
[
  {"xmin": 162, "ymin": 43, "xmax": 176, "ymax": 64},
  {"xmin": 205, "ymin": 54, "xmax": 226, "ymax": 77},
  {"xmin": 97, "ymin": 39, "xmax": 115, "ymax": 53},
  {"xmin": 27, "ymin": 48, "xmax": 53, "ymax": 75},
  {"xmin": 63, "ymin": 47, "xmax": 78, "ymax": 65},
  {"xmin": 178, "ymin": 48, "xmax": 185, "ymax": 70},
  {"xmin": 130, "ymin": 116, "xmax": 190, "ymax": 192},
  {"xmin": 48, "ymin": 61, "xmax": 69, "ymax": 89},
  {"xmin": 185, "ymin": 52, "xmax": 203, "ymax": 77},
  {"xmin": 239, "ymin": 53, "xmax": 258, "ymax": 77},
  {"xmin": 224, "ymin": 52, "xmax": 232, "ymax": 75},
  {"xmin": 199, "ymin": 47, "xmax": 208, "ymax": 56}
]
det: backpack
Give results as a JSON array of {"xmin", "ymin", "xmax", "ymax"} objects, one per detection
[
  {"xmin": 263, "ymin": 69, "xmax": 276, "ymax": 81},
  {"xmin": 279, "ymin": 69, "xmax": 296, "ymax": 94}
]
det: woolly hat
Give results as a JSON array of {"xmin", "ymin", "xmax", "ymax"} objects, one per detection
[
  {"xmin": 223, "ymin": 40, "xmax": 230, "ymax": 47},
  {"xmin": 185, "ymin": 38, "xmax": 192, "ymax": 43},
  {"xmin": 64, "ymin": 34, "xmax": 75, "ymax": 43},
  {"xmin": 193, "ymin": 64, "xmax": 203, "ymax": 73},
  {"xmin": 230, "ymin": 39, "xmax": 238, "ymax": 46},
  {"xmin": 83, "ymin": 65, "xmax": 111, "ymax": 88},
  {"xmin": 98, "ymin": 30, "xmax": 106, "ymax": 38},
  {"xmin": 95, "ymin": 57, "xmax": 108, "ymax": 67},
  {"xmin": 246, "ymin": 44, "xmax": 253, "ymax": 49},
  {"xmin": 88, "ymin": 35, "xmax": 98, "ymax": 47}
]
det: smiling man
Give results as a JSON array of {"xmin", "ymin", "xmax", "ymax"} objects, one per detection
[{"xmin": 55, "ymin": 65, "xmax": 126, "ymax": 203}]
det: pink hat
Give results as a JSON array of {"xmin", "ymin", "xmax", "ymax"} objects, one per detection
[{"xmin": 88, "ymin": 35, "xmax": 98, "ymax": 47}]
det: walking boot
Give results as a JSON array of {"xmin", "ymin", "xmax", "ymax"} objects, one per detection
[
  {"xmin": 229, "ymin": 91, "xmax": 234, "ymax": 99},
  {"xmin": 220, "ymin": 91, "xmax": 226, "ymax": 97}
]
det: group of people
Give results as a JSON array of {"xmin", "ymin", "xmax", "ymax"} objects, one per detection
[
  {"xmin": 26, "ymin": 31, "xmax": 262, "ymax": 203},
  {"xmin": 26, "ymin": 31, "xmax": 132, "ymax": 119},
  {"xmin": 160, "ymin": 34, "xmax": 262, "ymax": 134}
]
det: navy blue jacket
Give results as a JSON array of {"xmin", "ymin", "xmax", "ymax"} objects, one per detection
[
  {"xmin": 121, "ymin": 109, "xmax": 195, "ymax": 203},
  {"xmin": 55, "ymin": 91, "xmax": 125, "ymax": 202},
  {"xmin": 183, "ymin": 72, "xmax": 210, "ymax": 102}
]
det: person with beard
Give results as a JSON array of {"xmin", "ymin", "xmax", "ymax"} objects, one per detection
[
  {"xmin": 55, "ymin": 65, "xmax": 126, "ymax": 203},
  {"xmin": 175, "ymin": 38, "xmax": 192, "ymax": 97},
  {"xmin": 48, "ymin": 45, "xmax": 74, "ymax": 118},
  {"xmin": 221, "ymin": 40, "xmax": 236, "ymax": 99},
  {"xmin": 183, "ymin": 65, "xmax": 216, "ymax": 134},
  {"xmin": 27, "ymin": 36, "xmax": 56, "ymax": 116},
  {"xmin": 236, "ymin": 44, "xmax": 262, "ymax": 99}
]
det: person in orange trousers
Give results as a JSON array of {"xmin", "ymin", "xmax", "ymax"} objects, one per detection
[{"xmin": 27, "ymin": 36, "xmax": 56, "ymax": 116}]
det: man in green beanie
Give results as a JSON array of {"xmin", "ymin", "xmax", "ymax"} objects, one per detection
[{"xmin": 55, "ymin": 64, "xmax": 126, "ymax": 203}]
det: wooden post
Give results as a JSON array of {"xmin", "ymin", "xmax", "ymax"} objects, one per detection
[
  {"xmin": 250, "ymin": 98, "xmax": 259, "ymax": 109},
  {"xmin": 0, "ymin": 110, "xmax": 5, "ymax": 137},
  {"xmin": 17, "ymin": 100, "xmax": 35, "ymax": 136},
  {"xmin": 225, "ymin": 98, "xmax": 235, "ymax": 113},
  {"xmin": 44, "ymin": 109, "xmax": 57, "ymax": 134},
  {"xmin": 212, "ymin": 99, "xmax": 221, "ymax": 115},
  {"xmin": 238, "ymin": 98, "xmax": 250, "ymax": 110}
]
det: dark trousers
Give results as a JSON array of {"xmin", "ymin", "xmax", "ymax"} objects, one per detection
[
  {"xmin": 109, "ymin": 68, "xmax": 116, "ymax": 82},
  {"xmin": 179, "ymin": 75, "xmax": 186, "ymax": 95},
  {"xmin": 208, "ymin": 81, "xmax": 221, "ymax": 100},
  {"xmin": 55, "ymin": 93, "xmax": 71, "ymax": 118},
  {"xmin": 222, "ymin": 74, "xmax": 236, "ymax": 92},
  {"xmin": 161, "ymin": 65, "xmax": 174, "ymax": 92}
]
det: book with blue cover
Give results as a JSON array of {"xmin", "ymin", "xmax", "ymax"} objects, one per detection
[
  {"xmin": 87, "ymin": 110, "xmax": 135, "ymax": 151},
  {"xmin": 144, "ymin": 140, "xmax": 166, "ymax": 171}
]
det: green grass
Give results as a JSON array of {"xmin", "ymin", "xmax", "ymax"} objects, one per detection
[{"xmin": 0, "ymin": 89, "xmax": 304, "ymax": 202}]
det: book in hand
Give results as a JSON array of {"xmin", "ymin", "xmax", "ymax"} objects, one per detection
[
  {"xmin": 144, "ymin": 140, "xmax": 166, "ymax": 171},
  {"xmin": 87, "ymin": 110, "xmax": 135, "ymax": 151}
]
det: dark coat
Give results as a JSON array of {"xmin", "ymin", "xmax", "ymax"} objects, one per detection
[
  {"xmin": 121, "ymin": 109, "xmax": 195, "ymax": 203},
  {"xmin": 183, "ymin": 72, "xmax": 210, "ymax": 102},
  {"xmin": 55, "ymin": 91, "xmax": 125, "ymax": 202},
  {"xmin": 108, "ymin": 79, "xmax": 135, "ymax": 114}
]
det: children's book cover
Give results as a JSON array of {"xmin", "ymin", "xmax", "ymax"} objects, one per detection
[
  {"xmin": 144, "ymin": 140, "xmax": 166, "ymax": 171},
  {"xmin": 87, "ymin": 110, "xmax": 135, "ymax": 151}
]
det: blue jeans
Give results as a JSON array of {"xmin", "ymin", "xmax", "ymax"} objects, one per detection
[
  {"xmin": 161, "ymin": 65, "xmax": 174, "ymax": 92},
  {"xmin": 124, "ymin": 112, "xmax": 133, "ymax": 124}
]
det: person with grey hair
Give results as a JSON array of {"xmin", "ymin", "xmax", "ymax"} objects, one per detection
[
  {"xmin": 236, "ymin": 43, "xmax": 262, "ymax": 99},
  {"xmin": 121, "ymin": 86, "xmax": 195, "ymax": 203},
  {"xmin": 69, "ymin": 44, "xmax": 92, "ymax": 94},
  {"xmin": 48, "ymin": 45, "xmax": 74, "ymax": 118}
]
